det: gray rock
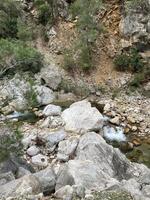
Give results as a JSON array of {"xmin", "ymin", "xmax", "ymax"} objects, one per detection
[
  {"xmin": 31, "ymin": 154, "xmax": 48, "ymax": 167},
  {"xmin": 0, "ymin": 175, "xmax": 41, "ymax": 199},
  {"xmin": 34, "ymin": 85, "xmax": 55, "ymax": 106},
  {"xmin": 0, "ymin": 172, "xmax": 15, "ymax": 185},
  {"xmin": 56, "ymin": 159, "xmax": 119, "ymax": 191},
  {"xmin": 44, "ymin": 129, "xmax": 67, "ymax": 147},
  {"xmin": 61, "ymin": 100, "xmax": 104, "ymax": 133},
  {"xmin": 73, "ymin": 185, "xmax": 85, "ymax": 198},
  {"xmin": 0, "ymin": 75, "xmax": 29, "ymax": 111},
  {"xmin": 54, "ymin": 185, "xmax": 74, "ymax": 200},
  {"xmin": 27, "ymin": 146, "xmax": 40, "ymax": 157},
  {"xmin": 57, "ymin": 137, "xmax": 79, "ymax": 161},
  {"xmin": 76, "ymin": 132, "xmax": 130, "ymax": 179},
  {"xmin": 43, "ymin": 104, "xmax": 62, "ymax": 116},
  {"xmin": 34, "ymin": 167, "xmax": 56, "ymax": 194},
  {"xmin": 0, "ymin": 155, "xmax": 35, "ymax": 175},
  {"xmin": 41, "ymin": 116, "xmax": 64, "ymax": 129},
  {"xmin": 39, "ymin": 65, "xmax": 62, "ymax": 90},
  {"xmin": 17, "ymin": 167, "xmax": 31, "ymax": 179}
]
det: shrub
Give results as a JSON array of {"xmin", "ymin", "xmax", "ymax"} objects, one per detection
[
  {"xmin": 0, "ymin": 124, "xmax": 23, "ymax": 162},
  {"xmin": 0, "ymin": 39, "xmax": 43, "ymax": 77},
  {"xmin": 24, "ymin": 79, "xmax": 39, "ymax": 108},
  {"xmin": 34, "ymin": 0, "xmax": 58, "ymax": 25},
  {"xmin": 114, "ymin": 54, "xmax": 130, "ymax": 71},
  {"xmin": 0, "ymin": 0, "xmax": 21, "ymax": 39},
  {"xmin": 17, "ymin": 18, "xmax": 33, "ymax": 41},
  {"xmin": 114, "ymin": 48, "xmax": 144, "ymax": 72},
  {"xmin": 129, "ymin": 48, "xmax": 143, "ymax": 72}
]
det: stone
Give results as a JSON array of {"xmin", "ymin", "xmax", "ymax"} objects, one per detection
[
  {"xmin": 0, "ymin": 175, "xmax": 41, "ymax": 199},
  {"xmin": 44, "ymin": 129, "xmax": 67, "ymax": 148},
  {"xmin": 0, "ymin": 172, "xmax": 15, "ymax": 186},
  {"xmin": 76, "ymin": 132, "xmax": 129, "ymax": 179},
  {"xmin": 73, "ymin": 185, "xmax": 85, "ymax": 198},
  {"xmin": 0, "ymin": 155, "xmax": 35, "ymax": 175},
  {"xmin": 17, "ymin": 167, "xmax": 31, "ymax": 179},
  {"xmin": 132, "ymin": 139, "xmax": 141, "ymax": 146},
  {"xmin": 127, "ymin": 116, "xmax": 136, "ymax": 124},
  {"xmin": 61, "ymin": 100, "xmax": 104, "ymax": 133},
  {"xmin": 34, "ymin": 167, "xmax": 56, "ymax": 194},
  {"xmin": 39, "ymin": 65, "xmax": 62, "ymax": 90},
  {"xmin": 104, "ymin": 103, "xmax": 111, "ymax": 113},
  {"xmin": 43, "ymin": 104, "xmax": 62, "ymax": 116},
  {"xmin": 131, "ymin": 126, "xmax": 138, "ymax": 132},
  {"xmin": 54, "ymin": 185, "xmax": 74, "ymax": 200},
  {"xmin": 31, "ymin": 154, "xmax": 48, "ymax": 167},
  {"xmin": 34, "ymin": 85, "xmax": 55, "ymax": 106},
  {"xmin": 56, "ymin": 159, "xmax": 119, "ymax": 191},
  {"xmin": 27, "ymin": 146, "xmax": 40, "ymax": 157},
  {"xmin": 109, "ymin": 116, "xmax": 120, "ymax": 125},
  {"xmin": 57, "ymin": 137, "xmax": 79, "ymax": 161},
  {"xmin": 0, "ymin": 75, "xmax": 29, "ymax": 111}
]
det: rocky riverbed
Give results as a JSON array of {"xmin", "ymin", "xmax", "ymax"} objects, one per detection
[{"xmin": 0, "ymin": 92, "xmax": 150, "ymax": 200}]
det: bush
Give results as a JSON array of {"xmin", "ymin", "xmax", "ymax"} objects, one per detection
[
  {"xmin": 34, "ymin": 0, "xmax": 58, "ymax": 25},
  {"xmin": 0, "ymin": 125, "xmax": 23, "ymax": 162},
  {"xmin": 17, "ymin": 18, "xmax": 33, "ymax": 41},
  {"xmin": 0, "ymin": 0, "xmax": 21, "ymax": 38},
  {"xmin": 114, "ymin": 54, "xmax": 130, "ymax": 71},
  {"xmin": 24, "ymin": 79, "xmax": 39, "ymax": 108},
  {"xmin": 114, "ymin": 48, "xmax": 144, "ymax": 72},
  {"xmin": 0, "ymin": 39, "xmax": 43, "ymax": 76}
]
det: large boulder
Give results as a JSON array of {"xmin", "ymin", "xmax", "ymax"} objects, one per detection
[
  {"xmin": 56, "ymin": 159, "xmax": 119, "ymax": 191},
  {"xmin": 0, "ymin": 75, "xmax": 30, "ymax": 111},
  {"xmin": 76, "ymin": 132, "xmax": 130, "ymax": 179},
  {"xmin": 56, "ymin": 132, "xmax": 150, "ymax": 200},
  {"xmin": 34, "ymin": 167, "xmax": 56, "ymax": 194},
  {"xmin": 61, "ymin": 100, "xmax": 104, "ymax": 133},
  {"xmin": 0, "ymin": 167, "xmax": 56, "ymax": 199}
]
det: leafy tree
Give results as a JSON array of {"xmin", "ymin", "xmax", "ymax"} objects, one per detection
[{"xmin": 0, "ymin": 39, "xmax": 43, "ymax": 77}]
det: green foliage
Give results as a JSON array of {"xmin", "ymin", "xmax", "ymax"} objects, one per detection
[
  {"xmin": 34, "ymin": 0, "xmax": 58, "ymax": 25},
  {"xmin": 17, "ymin": 19, "xmax": 33, "ymax": 41},
  {"xmin": 0, "ymin": 124, "xmax": 23, "ymax": 162},
  {"xmin": 0, "ymin": 0, "xmax": 21, "ymax": 39},
  {"xmin": 130, "ymin": 66, "xmax": 150, "ymax": 87},
  {"xmin": 114, "ymin": 48, "xmax": 144, "ymax": 72},
  {"xmin": 0, "ymin": 39, "xmax": 43, "ymax": 76},
  {"xmin": 63, "ymin": 0, "xmax": 103, "ymax": 71},
  {"xmin": 24, "ymin": 79, "xmax": 39, "ymax": 108},
  {"xmin": 114, "ymin": 54, "xmax": 130, "ymax": 71}
]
